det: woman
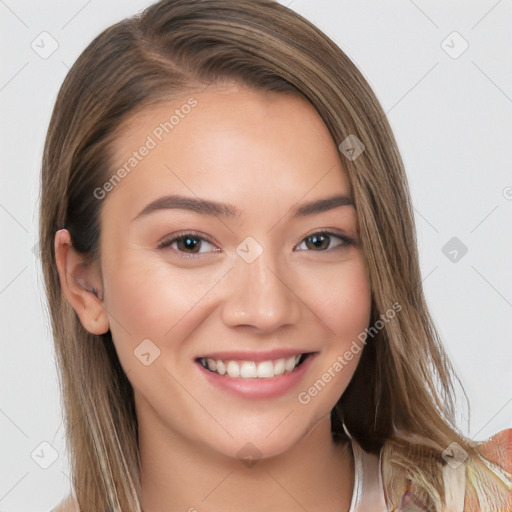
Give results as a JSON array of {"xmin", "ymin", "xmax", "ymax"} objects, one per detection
[{"xmin": 40, "ymin": 1, "xmax": 511, "ymax": 511}]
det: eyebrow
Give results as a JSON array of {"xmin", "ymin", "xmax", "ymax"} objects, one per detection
[{"xmin": 132, "ymin": 194, "xmax": 353, "ymax": 222}]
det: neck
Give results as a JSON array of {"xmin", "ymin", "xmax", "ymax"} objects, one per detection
[{"xmin": 137, "ymin": 400, "xmax": 354, "ymax": 512}]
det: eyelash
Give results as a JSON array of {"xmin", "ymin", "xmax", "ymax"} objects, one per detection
[{"xmin": 157, "ymin": 230, "xmax": 355, "ymax": 259}]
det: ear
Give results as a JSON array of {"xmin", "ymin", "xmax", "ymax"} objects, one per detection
[{"xmin": 54, "ymin": 229, "xmax": 110, "ymax": 335}]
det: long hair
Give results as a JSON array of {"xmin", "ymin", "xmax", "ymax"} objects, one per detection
[{"xmin": 39, "ymin": 1, "xmax": 491, "ymax": 510}]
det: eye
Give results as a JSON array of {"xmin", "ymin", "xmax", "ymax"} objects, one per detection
[
  {"xmin": 158, "ymin": 230, "xmax": 354, "ymax": 258},
  {"xmin": 294, "ymin": 231, "xmax": 353, "ymax": 252},
  {"xmin": 158, "ymin": 232, "xmax": 220, "ymax": 257}
]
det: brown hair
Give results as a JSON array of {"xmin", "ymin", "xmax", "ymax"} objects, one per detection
[{"xmin": 39, "ymin": 1, "xmax": 491, "ymax": 510}]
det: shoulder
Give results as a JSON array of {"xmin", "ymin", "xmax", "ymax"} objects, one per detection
[
  {"xmin": 50, "ymin": 494, "xmax": 80, "ymax": 512},
  {"xmin": 464, "ymin": 428, "xmax": 512, "ymax": 512},
  {"xmin": 473, "ymin": 427, "xmax": 512, "ymax": 470},
  {"xmin": 380, "ymin": 429, "xmax": 512, "ymax": 511}
]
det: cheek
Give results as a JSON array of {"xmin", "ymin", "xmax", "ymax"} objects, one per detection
[
  {"xmin": 295, "ymin": 256, "xmax": 371, "ymax": 408},
  {"xmin": 305, "ymin": 256, "xmax": 372, "ymax": 338},
  {"xmin": 101, "ymin": 249, "xmax": 230, "ymax": 360}
]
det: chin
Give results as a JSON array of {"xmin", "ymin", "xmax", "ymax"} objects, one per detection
[{"xmin": 204, "ymin": 407, "xmax": 334, "ymax": 464}]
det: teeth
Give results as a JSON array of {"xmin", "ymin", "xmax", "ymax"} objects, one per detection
[
  {"xmin": 216, "ymin": 360, "xmax": 226, "ymax": 375},
  {"xmin": 226, "ymin": 360, "xmax": 240, "ymax": 378},
  {"xmin": 240, "ymin": 361, "xmax": 257, "ymax": 378},
  {"xmin": 257, "ymin": 361, "xmax": 274, "ymax": 378},
  {"xmin": 200, "ymin": 354, "xmax": 304, "ymax": 379},
  {"xmin": 273, "ymin": 358, "xmax": 285, "ymax": 376},
  {"xmin": 285, "ymin": 356, "xmax": 297, "ymax": 372}
]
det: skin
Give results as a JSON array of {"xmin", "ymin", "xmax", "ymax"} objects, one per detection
[{"xmin": 55, "ymin": 83, "xmax": 372, "ymax": 512}]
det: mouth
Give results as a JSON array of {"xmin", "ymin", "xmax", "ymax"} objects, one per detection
[{"xmin": 195, "ymin": 353, "xmax": 314, "ymax": 379}]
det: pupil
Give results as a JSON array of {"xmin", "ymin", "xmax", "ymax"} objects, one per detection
[
  {"xmin": 180, "ymin": 236, "xmax": 199, "ymax": 252},
  {"xmin": 307, "ymin": 234, "xmax": 328, "ymax": 250}
]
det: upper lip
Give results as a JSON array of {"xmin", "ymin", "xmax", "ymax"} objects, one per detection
[{"xmin": 195, "ymin": 349, "xmax": 316, "ymax": 362}]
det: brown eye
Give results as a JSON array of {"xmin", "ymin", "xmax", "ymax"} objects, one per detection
[
  {"xmin": 295, "ymin": 231, "xmax": 352, "ymax": 252},
  {"xmin": 158, "ymin": 233, "xmax": 220, "ymax": 257},
  {"xmin": 175, "ymin": 235, "xmax": 202, "ymax": 253},
  {"xmin": 305, "ymin": 233, "xmax": 330, "ymax": 251}
]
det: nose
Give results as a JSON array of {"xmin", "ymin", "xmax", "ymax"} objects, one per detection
[{"xmin": 220, "ymin": 246, "xmax": 302, "ymax": 333}]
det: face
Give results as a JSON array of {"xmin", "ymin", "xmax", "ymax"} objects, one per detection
[{"xmin": 95, "ymin": 84, "xmax": 371, "ymax": 460}]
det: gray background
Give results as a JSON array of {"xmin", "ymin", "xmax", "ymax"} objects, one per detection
[{"xmin": 1, "ymin": 0, "xmax": 511, "ymax": 510}]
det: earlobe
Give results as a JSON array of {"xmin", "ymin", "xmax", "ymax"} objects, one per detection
[{"xmin": 54, "ymin": 229, "xmax": 110, "ymax": 335}]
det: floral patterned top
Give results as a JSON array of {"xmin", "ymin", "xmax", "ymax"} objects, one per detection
[{"xmin": 348, "ymin": 429, "xmax": 512, "ymax": 512}]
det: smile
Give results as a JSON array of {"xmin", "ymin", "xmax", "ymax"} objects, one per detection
[{"xmin": 197, "ymin": 354, "xmax": 311, "ymax": 379}]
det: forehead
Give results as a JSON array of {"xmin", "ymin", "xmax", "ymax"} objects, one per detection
[{"xmin": 102, "ymin": 84, "xmax": 351, "ymax": 223}]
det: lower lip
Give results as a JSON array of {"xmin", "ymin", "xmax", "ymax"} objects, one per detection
[{"xmin": 196, "ymin": 354, "xmax": 317, "ymax": 399}]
